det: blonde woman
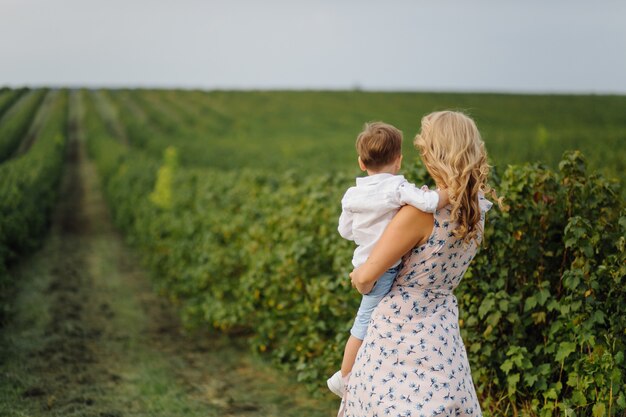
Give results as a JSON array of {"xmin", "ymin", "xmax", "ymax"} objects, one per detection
[{"xmin": 339, "ymin": 111, "xmax": 497, "ymax": 417}]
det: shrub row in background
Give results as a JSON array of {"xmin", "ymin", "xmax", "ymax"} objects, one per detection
[
  {"xmin": 0, "ymin": 88, "xmax": 27, "ymax": 121},
  {"xmin": 101, "ymin": 89, "xmax": 626, "ymax": 181},
  {"xmin": 82, "ymin": 91, "xmax": 624, "ymax": 415},
  {"xmin": 0, "ymin": 90, "xmax": 69, "ymax": 310},
  {"xmin": 0, "ymin": 89, "xmax": 48, "ymax": 162}
]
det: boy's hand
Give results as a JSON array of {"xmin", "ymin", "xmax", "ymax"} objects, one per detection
[
  {"xmin": 436, "ymin": 189, "xmax": 449, "ymax": 209},
  {"xmin": 350, "ymin": 268, "xmax": 375, "ymax": 294}
]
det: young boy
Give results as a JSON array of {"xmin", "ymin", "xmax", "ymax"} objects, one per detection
[{"xmin": 327, "ymin": 121, "xmax": 448, "ymax": 397}]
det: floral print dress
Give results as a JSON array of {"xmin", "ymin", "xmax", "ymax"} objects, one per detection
[{"xmin": 340, "ymin": 196, "xmax": 492, "ymax": 417}]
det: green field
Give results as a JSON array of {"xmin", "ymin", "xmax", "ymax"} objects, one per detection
[
  {"xmin": 0, "ymin": 88, "xmax": 624, "ymax": 417},
  {"xmin": 98, "ymin": 89, "xmax": 626, "ymax": 176}
]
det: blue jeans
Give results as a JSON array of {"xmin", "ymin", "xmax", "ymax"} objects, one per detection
[{"xmin": 350, "ymin": 265, "xmax": 400, "ymax": 340}]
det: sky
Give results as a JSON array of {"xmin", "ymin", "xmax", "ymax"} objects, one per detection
[{"xmin": 1, "ymin": 0, "xmax": 625, "ymax": 94}]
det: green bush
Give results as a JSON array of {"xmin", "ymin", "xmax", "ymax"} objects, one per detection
[
  {"xmin": 0, "ymin": 88, "xmax": 27, "ymax": 120},
  {"xmin": 0, "ymin": 90, "xmax": 68, "ymax": 300},
  {"xmin": 0, "ymin": 89, "xmax": 47, "ymax": 162},
  {"xmin": 455, "ymin": 151, "xmax": 625, "ymax": 416}
]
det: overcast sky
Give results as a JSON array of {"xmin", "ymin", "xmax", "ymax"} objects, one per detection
[{"xmin": 1, "ymin": 0, "xmax": 625, "ymax": 93}]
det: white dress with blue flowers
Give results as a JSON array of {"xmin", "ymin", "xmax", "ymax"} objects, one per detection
[{"xmin": 340, "ymin": 196, "xmax": 492, "ymax": 417}]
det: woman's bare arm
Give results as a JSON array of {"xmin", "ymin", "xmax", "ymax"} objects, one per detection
[{"xmin": 351, "ymin": 206, "xmax": 434, "ymax": 294}]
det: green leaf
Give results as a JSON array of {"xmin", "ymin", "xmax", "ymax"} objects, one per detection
[
  {"xmin": 571, "ymin": 389, "xmax": 587, "ymax": 406},
  {"xmin": 524, "ymin": 295, "xmax": 537, "ymax": 311},
  {"xmin": 592, "ymin": 310, "xmax": 605, "ymax": 324},
  {"xmin": 537, "ymin": 288, "xmax": 550, "ymax": 305},
  {"xmin": 524, "ymin": 372, "xmax": 539, "ymax": 387},
  {"xmin": 500, "ymin": 359, "xmax": 514, "ymax": 374},
  {"xmin": 478, "ymin": 297, "xmax": 495, "ymax": 319},
  {"xmin": 486, "ymin": 311, "xmax": 502, "ymax": 327},
  {"xmin": 543, "ymin": 387, "xmax": 558, "ymax": 400},
  {"xmin": 592, "ymin": 402, "xmax": 606, "ymax": 417},
  {"xmin": 566, "ymin": 372, "xmax": 578, "ymax": 387},
  {"xmin": 507, "ymin": 373, "xmax": 520, "ymax": 396},
  {"xmin": 555, "ymin": 342, "xmax": 577, "ymax": 362}
]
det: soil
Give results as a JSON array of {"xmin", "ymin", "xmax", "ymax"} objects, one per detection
[{"xmin": 0, "ymin": 106, "xmax": 337, "ymax": 416}]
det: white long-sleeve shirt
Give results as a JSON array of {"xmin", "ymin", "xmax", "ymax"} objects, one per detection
[{"xmin": 338, "ymin": 173, "xmax": 439, "ymax": 268}]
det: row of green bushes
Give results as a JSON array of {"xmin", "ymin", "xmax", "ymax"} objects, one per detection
[
  {"xmin": 0, "ymin": 89, "xmax": 47, "ymax": 162},
  {"xmin": 0, "ymin": 90, "xmax": 68, "ymax": 308},
  {"xmin": 82, "ymin": 90, "xmax": 624, "ymax": 416},
  {"xmin": 102, "ymin": 89, "xmax": 626, "ymax": 180},
  {"xmin": 0, "ymin": 88, "xmax": 27, "ymax": 120},
  {"xmin": 457, "ymin": 153, "xmax": 624, "ymax": 416}
]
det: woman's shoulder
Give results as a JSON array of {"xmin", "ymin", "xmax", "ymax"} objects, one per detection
[
  {"xmin": 478, "ymin": 192, "xmax": 493, "ymax": 213},
  {"xmin": 395, "ymin": 205, "xmax": 435, "ymax": 246},
  {"xmin": 398, "ymin": 204, "xmax": 435, "ymax": 222}
]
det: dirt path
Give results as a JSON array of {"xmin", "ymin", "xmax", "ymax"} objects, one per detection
[{"xmin": 0, "ymin": 99, "xmax": 337, "ymax": 416}]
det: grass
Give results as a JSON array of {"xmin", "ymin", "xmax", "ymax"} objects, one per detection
[{"xmin": 101, "ymin": 89, "xmax": 626, "ymax": 181}]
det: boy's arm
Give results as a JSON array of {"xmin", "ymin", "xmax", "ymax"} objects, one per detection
[
  {"xmin": 436, "ymin": 188, "xmax": 449, "ymax": 209},
  {"xmin": 338, "ymin": 209, "xmax": 354, "ymax": 240},
  {"xmin": 396, "ymin": 182, "xmax": 445, "ymax": 213},
  {"xmin": 351, "ymin": 205, "xmax": 432, "ymax": 294}
]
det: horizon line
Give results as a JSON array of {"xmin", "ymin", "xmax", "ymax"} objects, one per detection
[{"xmin": 2, "ymin": 83, "xmax": 626, "ymax": 97}]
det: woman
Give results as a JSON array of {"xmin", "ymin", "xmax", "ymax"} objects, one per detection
[{"xmin": 340, "ymin": 111, "xmax": 497, "ymax": 417}]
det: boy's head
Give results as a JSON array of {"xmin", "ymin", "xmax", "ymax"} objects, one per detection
[{"xmin": 355, "ymin": 122, "xmax": 403, "ymax": 172}]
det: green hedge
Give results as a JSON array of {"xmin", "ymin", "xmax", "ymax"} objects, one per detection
[
  {"xmin": 84, "ymin": 95, "xmax": 624, "ymax": 415},
  {"xmin": 0, "ymin": 88, "xmax": 27, "ymax": 120},
  {"xmin": 0, "ymin": 90, "xmax": 68, "ymax": 299},
  {"xmin": 458, "ymin": 152, "xmax": 624, "ymax": 416},
  {"xmin": 0, "ymin": 89, "xmax": 47, "ymax": 162}
]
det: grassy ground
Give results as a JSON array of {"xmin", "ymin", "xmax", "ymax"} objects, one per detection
[{"xmin": 0, "ymin": 114, "xmax": 338, "ymax": 416}]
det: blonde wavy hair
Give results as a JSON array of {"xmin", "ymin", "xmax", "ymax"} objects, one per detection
[{"xmin": 414, "ymin": 111, "xmax": 499, "ymax": 245}]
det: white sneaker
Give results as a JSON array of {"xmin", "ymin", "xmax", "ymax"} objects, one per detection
[{"xmin": 327, "ymin": 370, "xmax": 345, "ymax": 397}]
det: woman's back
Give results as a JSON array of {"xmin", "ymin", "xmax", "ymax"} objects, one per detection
[
  {"xmin": 341, "ymin": 196, "xmax": 491, "ymax": 417},
  {"xmin": 396, "ymin": 194, "xmax": 492, "ymax": 296}
]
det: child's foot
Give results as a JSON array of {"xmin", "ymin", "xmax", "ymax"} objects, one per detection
[{"xmin": 326, "ymin": 370, "xmax": 345, "ymax": 397}]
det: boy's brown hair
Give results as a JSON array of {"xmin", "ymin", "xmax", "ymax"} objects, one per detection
[{"xmin": 355, "ymin": 122, "xmax": 403, "ymax": 170}]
